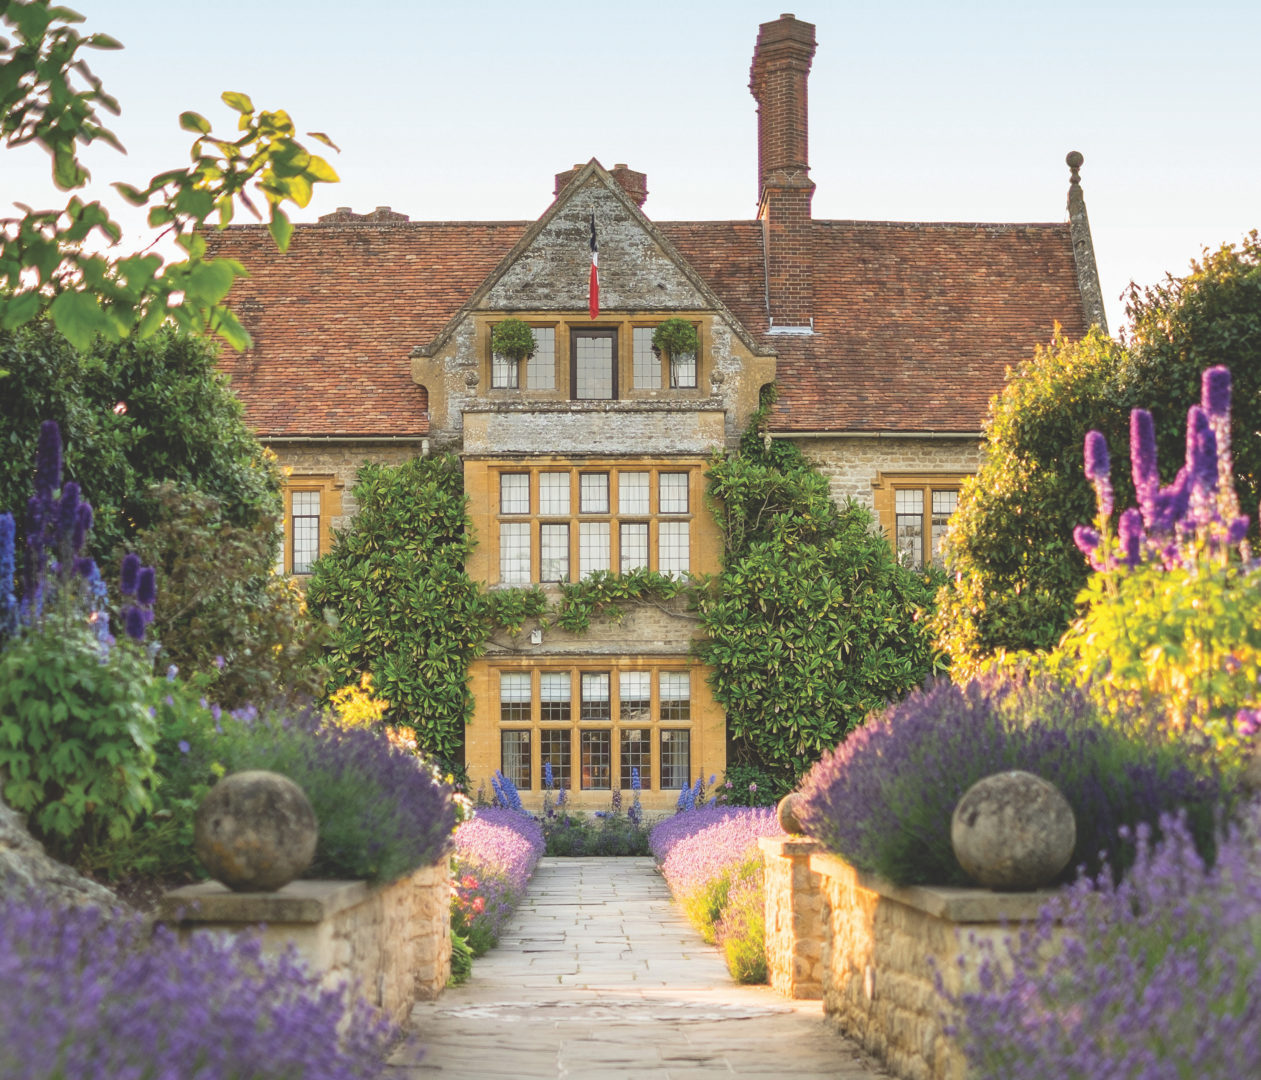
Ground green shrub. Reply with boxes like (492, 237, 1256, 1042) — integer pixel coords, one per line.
(716, 861, 767, 984)
(306, 455, 488, 765)
(490, 318, 536, 360)
(935, 235, 1261, 672)
(699, 438, 943, 779)
(0, 624, 157, 860)
(449, 929, 474, 986)
(716, 762, 786, 807)
(651, 318, 699, 359)
(542, 809, 651, 857)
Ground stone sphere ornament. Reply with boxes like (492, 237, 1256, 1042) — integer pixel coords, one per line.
(194, 770, 318, 891)
(951, 771, 1076, 891)
(776, 792, 805, 835)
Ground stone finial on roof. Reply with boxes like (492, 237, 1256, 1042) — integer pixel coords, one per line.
(1065, 151, 1107, 335)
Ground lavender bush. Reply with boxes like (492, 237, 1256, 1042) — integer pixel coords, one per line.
(795, 673, 1227, 886)
(451, 807, 544, 954)
(950, 812, 1261, 1079)
(650, 805, 783, 982)
(217, 711, 456, 882)
(0, 892, 393, 1079)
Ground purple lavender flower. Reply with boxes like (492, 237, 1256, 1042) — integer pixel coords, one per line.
(119, 552, 140, 596)
(1236, 709, 1261, 739)
(650, 805, 784, 897)
(0, 513, 15, 637)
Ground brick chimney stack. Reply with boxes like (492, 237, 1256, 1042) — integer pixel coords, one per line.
(750, 13, 817, 329)
(554, 162, 649, 208)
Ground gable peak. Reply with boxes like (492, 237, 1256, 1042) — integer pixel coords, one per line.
(554, 159, 648, 209)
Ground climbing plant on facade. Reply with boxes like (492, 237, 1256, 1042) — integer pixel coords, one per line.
(697, 431, 944, 782)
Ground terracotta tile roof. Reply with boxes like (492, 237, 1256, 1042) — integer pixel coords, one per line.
(205, 221, 528, 437)
(209, 215, 1086, 438)
(664, 219, 1088, 433)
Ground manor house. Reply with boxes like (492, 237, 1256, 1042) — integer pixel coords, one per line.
(207, 13, 1103, 809)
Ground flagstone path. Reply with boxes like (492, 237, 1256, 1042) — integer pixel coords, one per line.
(389, 856, 887, 1080)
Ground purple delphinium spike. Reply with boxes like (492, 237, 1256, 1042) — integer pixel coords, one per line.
(34, 420, 62, 502)
(1227, 516, 1250, 545)
(124, 605, 146, 641)
(1083, 430, 1113, 519)
(0, 513, 16, 637)
(120, 553, 140, 596)
(72, 501, 92, 555)
(1073, 524, 1101, 558)
(1186, 406, 1219, 497)
(1118, 508, 1144, 568)
(1130, 408, 1159, 526)
(136, 566, 157, 606)
(57, 482, 80, 553)
(1202, 366, 1231, 418)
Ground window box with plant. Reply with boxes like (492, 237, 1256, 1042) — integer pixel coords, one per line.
(490, 318, 537, 390)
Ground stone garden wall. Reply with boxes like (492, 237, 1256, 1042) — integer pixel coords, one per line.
(159, 862, 451, 1026)
(761, 838, 1051, 1080)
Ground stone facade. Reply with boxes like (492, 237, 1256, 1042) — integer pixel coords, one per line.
(159, 862, 452, 1026)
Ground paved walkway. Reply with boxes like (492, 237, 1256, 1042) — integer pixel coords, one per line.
(389, 857, 886, 1079)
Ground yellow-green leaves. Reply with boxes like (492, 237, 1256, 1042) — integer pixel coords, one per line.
(2, 1, 339, 351)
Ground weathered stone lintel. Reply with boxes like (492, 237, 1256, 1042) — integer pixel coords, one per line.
(462, 407, 726, 456)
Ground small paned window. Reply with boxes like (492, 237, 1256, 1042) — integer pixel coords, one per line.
(540, 728, 571, 790)
(540, 673, 572, 723)
(618, 471, 650, 515)
(540, 523, 570, 583)
(501, 730, 531, 790)
(580, 672, 611, 722)
(291, 491, 321, 574)
(932, 490, 959, 567)
(572, 331, 616, 400)
(619, 672, 651, 726)
(658, 521, 690, 576)
(579, 473, 609, 514)
(660, 730, 691, 789)
(526, 327, 556, 391)
(491, 352, 519, 390)
(659, 672, 691, 722)
(579, 522, 610, 578)
(539, 472, 571, 515)
(659, 473, 689, 514)
(631, 327, 660, 389)
(499, 473, 530, 514)
(499, 522, 530, 584)
(620, 729, 651, 790)
(669, 350, 697, 389)
(580, 729, 611, 789)
(895, 489, 925, 569)
(500, 673, 531, 723)
(619, 522, 648, 572)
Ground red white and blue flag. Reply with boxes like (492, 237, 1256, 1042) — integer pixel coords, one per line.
(588, 213, 599, 320)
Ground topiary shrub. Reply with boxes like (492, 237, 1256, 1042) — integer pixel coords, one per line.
(490, 318, 536, 360)
(794, 673, 1229, 887)
(651, 317, 698, 359)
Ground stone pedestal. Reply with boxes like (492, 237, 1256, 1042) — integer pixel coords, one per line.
(758, 836, 825, 999)
(158, 863, 451, 1026)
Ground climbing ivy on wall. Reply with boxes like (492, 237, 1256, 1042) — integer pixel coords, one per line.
(695, 416, 945, 782)
(305, 454, 486, 769)
(308, 403, 944, 782)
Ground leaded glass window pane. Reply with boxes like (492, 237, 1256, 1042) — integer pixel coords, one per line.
(540, 672, 571, 723)
(620, 522, 648, 572)
(620, 729, 651, 790)
(580, 729, 611, 789)
(618, 471, 650, 515)
(499, 473, 529, 514)
(659, 672, 690, 722)
(619, 672, 651, 726)
(659, 473, 689, 514)
(659, 521, 689, 575)
(632, 327, 660, 389)
(579, 522, 610, 578)
(540, 523, 570, 582)
(540, 729, 571, 790)
(539, 471, 570, 515)
(291, 491, 320, 574)
(501, 730, 531, 790)
(574, 334, 614, 399)
(499, 522, 530, 583)
(660, 730, 690, 789)
(579, 473, 609, 514)
(526, 327, 556, 390)
(580, 672, 611, 722)
(499, 672, 531, 723)
(896, 489, 924, 569)
(931, 489, 958, 568)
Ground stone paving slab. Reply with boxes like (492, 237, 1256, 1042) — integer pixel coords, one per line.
(390, 857, 886, 1080)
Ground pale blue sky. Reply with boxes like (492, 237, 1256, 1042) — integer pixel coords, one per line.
(8, 0, 1259, 333)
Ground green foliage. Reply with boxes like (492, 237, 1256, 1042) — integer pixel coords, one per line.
(81, 670, 222, 883)
(305, 455, 487, 764)
(553, 567, 691, 633)
(936, 236, 1261, 672)
(716, 761, 786, 807)
(542, 809, 652, 856)
(1, 1, 339, 350)
(127, 483, 324, 709)
(931, 329, 1130, 671)
(448, 928, 474, 986)
(482, 585, 548, 635)
(0, 623, 157, 860)
(1058, 553, 1261, 756)
(489, 318, 536, 360)
(699, 438, 943, 779)
(0, 322, 281, 572)
(651, 317, 699, 359)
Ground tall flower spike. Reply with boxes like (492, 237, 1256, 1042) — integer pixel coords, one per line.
(1083, 429, 1113, 519)
(72, 501, 93, 555)
(0, 513, 16, 636)
(120, 553, 140, 596)
(136, 566, 157, 606)
(1118, 508, 1144, 568)
(1130, 409, 1159, 526)
(34, 420, 62, 502)
(1202, 365, 1231, 418)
